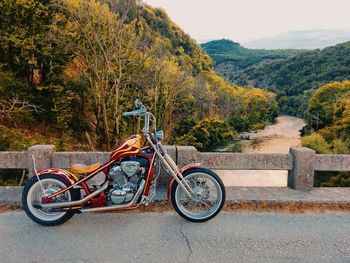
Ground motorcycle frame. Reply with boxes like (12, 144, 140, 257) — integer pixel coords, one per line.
(36, 101, 199, 211)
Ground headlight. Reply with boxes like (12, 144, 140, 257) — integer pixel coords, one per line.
(155, 130, 164, 141)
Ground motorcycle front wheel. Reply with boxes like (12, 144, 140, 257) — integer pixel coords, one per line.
(170, 168, 225, 222)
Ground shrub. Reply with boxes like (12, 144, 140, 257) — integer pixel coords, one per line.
(301, 133, 330, 154)
(0, 126, 57, 151)
(331, 139, 350, 154)
(315, 171, 350, 187)
(175, 117, 235, 151)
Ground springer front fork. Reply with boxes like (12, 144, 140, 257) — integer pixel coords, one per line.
(146, 135, 194, 198)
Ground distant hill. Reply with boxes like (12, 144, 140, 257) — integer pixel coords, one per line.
(244, 29, 350, 50)
(234, 41, 350, 96)
(201, 39, 304, 86)
(202, 39, 350, 116)
(201, 39, 303, 67)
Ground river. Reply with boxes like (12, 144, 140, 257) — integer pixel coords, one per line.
(217, 116, 306, 187)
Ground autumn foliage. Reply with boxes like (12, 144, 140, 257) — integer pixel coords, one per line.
(0, 0, 278, 151)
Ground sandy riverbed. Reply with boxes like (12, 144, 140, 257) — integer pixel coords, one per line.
(244, 116, 306, 154)
(218, 116, 306, 187)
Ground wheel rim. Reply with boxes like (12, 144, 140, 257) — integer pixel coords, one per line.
(175, 172, 223, 220)
(27, 178, 71, 222)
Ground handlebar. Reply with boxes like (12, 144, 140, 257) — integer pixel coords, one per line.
(122, 99, 147, 117)
(122, 99, 158, 137)
(122, 109, 146, 117)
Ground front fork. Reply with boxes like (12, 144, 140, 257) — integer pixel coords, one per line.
(146, 136, 194, 198)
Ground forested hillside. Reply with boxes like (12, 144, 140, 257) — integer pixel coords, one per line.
(201, 39, 303, 83)
(301, 81, 350, 186)
(0, 0, 278, 154)
(201, 39, 303, 67)
(204, 39, 350, 116)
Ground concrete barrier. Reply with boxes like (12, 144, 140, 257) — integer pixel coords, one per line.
(0, 145, 349, 190)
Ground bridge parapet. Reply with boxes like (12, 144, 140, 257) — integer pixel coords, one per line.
(0, 145, 349, 190)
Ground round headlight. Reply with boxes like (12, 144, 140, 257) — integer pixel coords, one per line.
(155, 130, 164, 141)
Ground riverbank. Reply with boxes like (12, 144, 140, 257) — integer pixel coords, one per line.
(243, 116, 306, 154)
(217, 116, 306, 187)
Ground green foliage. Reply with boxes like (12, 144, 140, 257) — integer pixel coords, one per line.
(204, 40, 350, 117)
(231, 42, 350, 96)
(201, 39, 302, 68)
(278, 90, 313, 117)
(0, 0, 280, 152)
(332, 139, 349, 154)
(138, 5, 212, 75)
(308, 80, 350, 130)
(0, 0, 53, 80)
(228, 116, 251, 132)
(301, 133, 330, 154)
(301, 81, 350, 187)
(303, 81, 350, 155)
(175, 117, 235, 151)
(301, 131, 349, 155)
(0, 126, 55, 151)
(314, 171, 350, 187)
(0, 169, 27, 186)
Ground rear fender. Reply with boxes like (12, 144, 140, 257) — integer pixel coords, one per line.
(36, 168, 79, 185)
(166, 163, 201, 199)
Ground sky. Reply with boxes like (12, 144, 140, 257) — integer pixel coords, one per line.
(144, 0, 350, 43)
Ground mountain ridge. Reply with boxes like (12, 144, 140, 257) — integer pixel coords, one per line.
(244, 28, 350, 50)
(202, 39, 350, 116)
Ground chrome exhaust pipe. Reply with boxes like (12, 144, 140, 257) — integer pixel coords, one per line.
(38, 181, 109, 209)
(79, 179, 145, 213)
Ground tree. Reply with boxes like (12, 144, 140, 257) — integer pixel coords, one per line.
(308, 81, 350, 129)
(0, 0, 53, 84)
(175, 117, 235, 151)
(0, 96, 43, 125)
(50, 0, 142, 149)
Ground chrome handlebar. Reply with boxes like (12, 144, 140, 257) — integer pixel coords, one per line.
(122, 109, 146, 117)
(122, 99, 158, 137)
(122, 99, 147, 117)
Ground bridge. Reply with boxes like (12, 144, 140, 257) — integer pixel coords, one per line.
(0, 144, 349, 190)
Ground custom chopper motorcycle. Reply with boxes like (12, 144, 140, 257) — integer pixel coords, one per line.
(22, 100, 225, 226)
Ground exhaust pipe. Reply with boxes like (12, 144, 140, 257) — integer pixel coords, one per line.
(37, 181, 109, 209)
(79, 179, 145, 213)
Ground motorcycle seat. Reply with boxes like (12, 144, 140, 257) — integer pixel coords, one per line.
(71, 163, 101, 174)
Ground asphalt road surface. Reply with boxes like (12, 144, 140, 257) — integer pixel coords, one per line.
(0, 211, 349, 263)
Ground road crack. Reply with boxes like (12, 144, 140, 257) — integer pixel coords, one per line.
(179, 223, 193, 263)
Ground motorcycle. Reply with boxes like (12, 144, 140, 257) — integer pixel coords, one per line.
(22, 99, 226, 226)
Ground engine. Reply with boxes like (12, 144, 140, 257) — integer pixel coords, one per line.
(107, 158, 148, 205)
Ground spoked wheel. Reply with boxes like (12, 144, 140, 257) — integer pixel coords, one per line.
(171, 168, 225, 222)
(22, 174, 80, 226)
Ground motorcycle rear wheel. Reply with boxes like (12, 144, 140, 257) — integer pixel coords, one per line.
(170, 168, 225, 222)
(22, 174, 80, 226)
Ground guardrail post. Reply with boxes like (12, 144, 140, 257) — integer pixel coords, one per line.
(157, 146, 199, 189)
(27, 145, 56, 176)
(288, 147, 315, 190)
(176, 146, 198, 168)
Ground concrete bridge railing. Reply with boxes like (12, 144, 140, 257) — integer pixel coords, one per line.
(0, 145, 349, 190)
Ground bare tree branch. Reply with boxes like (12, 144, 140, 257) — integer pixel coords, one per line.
(0, 96, 44, 116)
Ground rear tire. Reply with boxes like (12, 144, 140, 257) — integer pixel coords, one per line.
(171, 168, 225, 223)
(22, 174, 80, 226)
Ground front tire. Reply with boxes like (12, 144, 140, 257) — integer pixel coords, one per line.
(171, 168, 225, 222)
(22, 174, 80, 226)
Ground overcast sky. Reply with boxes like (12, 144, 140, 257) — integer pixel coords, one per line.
(145, 0, 350, 43)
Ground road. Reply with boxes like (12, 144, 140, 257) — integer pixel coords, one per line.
(0, 211, 349, 263)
